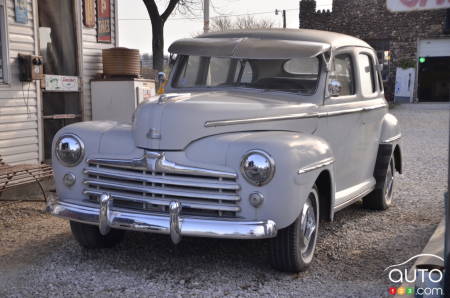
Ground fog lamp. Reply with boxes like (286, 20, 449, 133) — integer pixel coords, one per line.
(249, 192, 264, 208)
(63, 173, 76, 187)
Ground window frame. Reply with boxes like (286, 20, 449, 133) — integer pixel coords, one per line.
(332, 52, 356, 98)
(0, 0, 10, 84)
(357, 52, 377, 97)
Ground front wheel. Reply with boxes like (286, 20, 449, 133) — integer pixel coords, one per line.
(270, 186, 319, 272)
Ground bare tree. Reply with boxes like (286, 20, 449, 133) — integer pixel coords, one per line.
(142, 0, 201, 71)
(211, 15, 275, 32)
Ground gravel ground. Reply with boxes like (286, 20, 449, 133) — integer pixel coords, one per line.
(0, 103, 448, 298)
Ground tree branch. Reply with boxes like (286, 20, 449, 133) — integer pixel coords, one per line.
(143, 0, 162, 23)
(161, 0, 179, 23)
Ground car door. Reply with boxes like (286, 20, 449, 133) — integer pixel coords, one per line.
(354, 49, 388, 184)
(316, 49, 365, 203)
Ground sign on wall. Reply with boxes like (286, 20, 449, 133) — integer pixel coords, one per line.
(97, 0, 111, 43)
(14, 0, 28, 24)
(83, 0, 96, 28)
(387, 0, 450, 12)
(44, 75, 79, 92)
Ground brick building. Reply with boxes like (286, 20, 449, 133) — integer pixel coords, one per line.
(299, 0, 450, 102)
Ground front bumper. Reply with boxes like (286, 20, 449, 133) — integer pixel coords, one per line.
(47, 194, 277, 243)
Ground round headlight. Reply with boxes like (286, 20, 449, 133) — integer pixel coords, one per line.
(240, 150, 275, 186)
(55, 134, 84, 167)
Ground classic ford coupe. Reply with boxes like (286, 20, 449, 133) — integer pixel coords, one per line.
(48, 29, 402, 272)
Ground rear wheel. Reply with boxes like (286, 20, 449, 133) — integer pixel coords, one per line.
(363, 155, 395, 210)
(270, 186, 319, 272)
(70, 221, 125, 249)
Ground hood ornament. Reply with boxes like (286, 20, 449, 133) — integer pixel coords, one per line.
(158, 93, 191, 104)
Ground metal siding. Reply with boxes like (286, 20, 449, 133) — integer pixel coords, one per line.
(81, 0, 116, 121)
(418, 39, 450, 57)
(0, 0, 39, 165)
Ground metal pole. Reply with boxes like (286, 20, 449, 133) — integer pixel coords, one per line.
(445, 118, 449, 297)
(282, 9, 286, 29)
(203, 0, 210, 33)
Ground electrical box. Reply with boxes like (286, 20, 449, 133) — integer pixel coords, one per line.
(18, 54, 44, 82)
(91, 79, 156, 123)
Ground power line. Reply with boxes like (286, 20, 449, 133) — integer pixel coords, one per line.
(119, 4, 332, 22)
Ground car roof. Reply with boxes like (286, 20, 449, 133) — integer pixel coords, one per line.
(197, 29, 372, 49)
(169, 29, 372, 59)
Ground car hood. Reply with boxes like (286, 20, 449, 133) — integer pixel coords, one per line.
(132, 91, 319, 150)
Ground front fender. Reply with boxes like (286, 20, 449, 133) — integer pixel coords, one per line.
(186, 131, 335, 229)
(380, 113, 401, 143)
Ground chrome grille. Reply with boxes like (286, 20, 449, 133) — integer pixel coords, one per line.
(83, 154, 241, 218)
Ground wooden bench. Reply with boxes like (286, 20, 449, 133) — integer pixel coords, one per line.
(0, 156, 53, 201)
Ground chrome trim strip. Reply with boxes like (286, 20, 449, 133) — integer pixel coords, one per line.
(333, 185, 374, 212)
(47, 199, 277, 240)
(84, 180, 241, 202)
(297, 157, 335, 174)
(84, 190, 241, 212)
(204, 104, 387, 127)
(84, 167, 240, 191)
(381, 134, 402, 144)
(88, 152, 237, 180)
(205, 112, 317, 127)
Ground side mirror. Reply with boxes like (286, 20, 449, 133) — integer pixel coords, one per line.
(328, 79, 342, 97)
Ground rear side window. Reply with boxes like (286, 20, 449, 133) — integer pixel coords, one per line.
(334, 54, 355, 96)
(358, 53, 376, 97)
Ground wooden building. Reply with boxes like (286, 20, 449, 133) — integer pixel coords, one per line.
(0, 0, 118, 165)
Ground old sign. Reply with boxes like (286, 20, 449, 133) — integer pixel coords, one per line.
(83, 0, 96, 28)
(387, 0, 450, 12)
(14, 0, 28, 24)
(44, 75, 79, 92)
(97, 0, 111, 43)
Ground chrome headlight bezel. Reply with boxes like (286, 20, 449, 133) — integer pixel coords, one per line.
(55, 134, 85, 167)
(240, 150, 275, 186)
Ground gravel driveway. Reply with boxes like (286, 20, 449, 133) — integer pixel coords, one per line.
(0, 103, 448, 297)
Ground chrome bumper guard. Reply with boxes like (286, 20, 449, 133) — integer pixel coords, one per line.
(47, 194, 277, 243)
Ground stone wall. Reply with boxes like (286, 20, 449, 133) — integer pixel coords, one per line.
(299, 0, 450, 101)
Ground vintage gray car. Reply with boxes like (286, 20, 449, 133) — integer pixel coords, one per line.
(48, 29, 402, 272)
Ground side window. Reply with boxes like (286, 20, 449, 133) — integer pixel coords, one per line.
(334, 54, 355, 96)
(358, 53, 376, 97)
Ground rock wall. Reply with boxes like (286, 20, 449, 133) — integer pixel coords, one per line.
(299, 0, 450, 101)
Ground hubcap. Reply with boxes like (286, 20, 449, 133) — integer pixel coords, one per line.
(385, 159, 394, 205)
(300, 196, 317, 255)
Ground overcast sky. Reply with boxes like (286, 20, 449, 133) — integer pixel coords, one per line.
(117, 0, 332, 55)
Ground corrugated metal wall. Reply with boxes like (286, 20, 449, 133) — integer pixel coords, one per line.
(81, 0, 117, 121)
(0, 0, 39, 165)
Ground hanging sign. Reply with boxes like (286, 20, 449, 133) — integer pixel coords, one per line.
(97, 0, 111, 43)
(14, 0, 28, 24)
(83, 0, 96, 28)
(387, 0, 450, 12)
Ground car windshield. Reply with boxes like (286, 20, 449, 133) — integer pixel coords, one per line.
(172, 55, 321, 95)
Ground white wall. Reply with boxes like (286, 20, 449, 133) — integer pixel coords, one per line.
(80, 0, 117, 121)
(0, 0, 40, 165)
(0, 0, 118, 165)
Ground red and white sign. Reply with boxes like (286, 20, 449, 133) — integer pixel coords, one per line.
(387, 0, 450, 12)
(97, 0, 111, 43)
